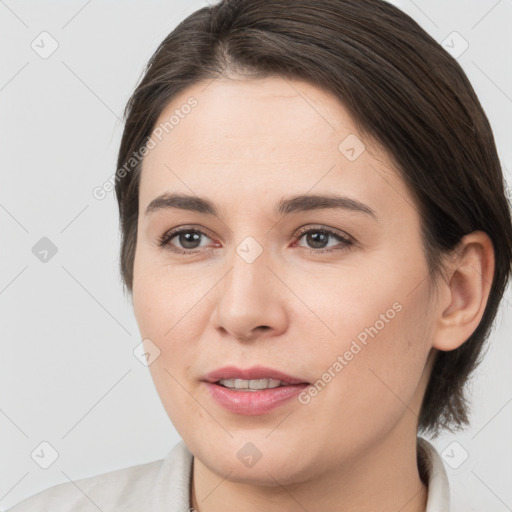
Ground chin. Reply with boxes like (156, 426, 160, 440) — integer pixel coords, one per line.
(192, 437, 314, 486)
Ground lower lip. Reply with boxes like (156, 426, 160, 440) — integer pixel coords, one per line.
(203, 382, 309, 415)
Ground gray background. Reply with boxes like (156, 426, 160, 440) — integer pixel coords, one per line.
(0, 0, 511, 510)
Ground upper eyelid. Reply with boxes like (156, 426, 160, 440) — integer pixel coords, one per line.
(163, 224, 348, 237)
(161, 224, 353, 247)
(295, 224, 352, 239)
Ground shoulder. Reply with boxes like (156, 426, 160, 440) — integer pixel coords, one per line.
(7, 441, 193, 512)
(6, 459, 163, 512)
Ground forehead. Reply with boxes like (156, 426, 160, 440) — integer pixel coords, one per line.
(139, 76, 414, 221)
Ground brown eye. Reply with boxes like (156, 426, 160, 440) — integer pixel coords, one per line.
(158, 228, 211, 254)
(157, 225, 354, 256)
(295, 227, 354, 253)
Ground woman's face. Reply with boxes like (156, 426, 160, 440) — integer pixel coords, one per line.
(132, 76, 439, 483)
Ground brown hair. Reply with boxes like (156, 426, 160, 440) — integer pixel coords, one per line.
(115, 0, 512, 436)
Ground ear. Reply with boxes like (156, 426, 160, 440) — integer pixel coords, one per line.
(432, 231, 495, 351)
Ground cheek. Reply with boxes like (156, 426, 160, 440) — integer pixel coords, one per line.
(297, 250, 433, 426)
(133, 267, 202, 431)
(307, 281, 433, 443)
(132, 257, 210, 407)
(132, 249, 210, 340)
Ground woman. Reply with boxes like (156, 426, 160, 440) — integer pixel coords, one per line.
(9, 0, 512, 511)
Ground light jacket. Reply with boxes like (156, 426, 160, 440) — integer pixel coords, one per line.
(7, 437, 450, 511)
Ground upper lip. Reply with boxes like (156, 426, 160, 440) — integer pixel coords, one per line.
(203, 366, 310, 385)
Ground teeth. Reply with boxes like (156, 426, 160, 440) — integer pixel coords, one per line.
(217, 378, 283, 390)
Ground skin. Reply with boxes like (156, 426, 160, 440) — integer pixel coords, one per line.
(132, 75, 494, 512)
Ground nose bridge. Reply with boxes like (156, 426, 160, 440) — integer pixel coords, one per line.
(221, 235, 270, 312)
(213, 233, 285, 338)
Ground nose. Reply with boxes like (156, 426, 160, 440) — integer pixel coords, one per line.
(211, 241, 288, 342)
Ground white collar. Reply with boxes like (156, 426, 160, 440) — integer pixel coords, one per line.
(418, 437, 451, 511)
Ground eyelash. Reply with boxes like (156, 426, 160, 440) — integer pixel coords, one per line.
(156, 225, 354, 256)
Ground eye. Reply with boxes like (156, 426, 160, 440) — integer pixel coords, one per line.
(157, 226, 213, 254)
(293, 225, 354, 254)
(157, 225, 354, 255)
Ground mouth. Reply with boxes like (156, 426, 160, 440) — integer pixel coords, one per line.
(201, 366, 311, 415)
(214, 378, 299, 391)
(202, 365, 310, 387)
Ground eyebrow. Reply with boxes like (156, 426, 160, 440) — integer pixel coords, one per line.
(144, 193, 377, 219)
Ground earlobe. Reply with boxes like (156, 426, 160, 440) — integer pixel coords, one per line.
(432, 231, 495, 352)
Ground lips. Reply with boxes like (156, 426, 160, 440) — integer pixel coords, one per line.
(201, 367, 311, 415)
(203, 365, 310, 385)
